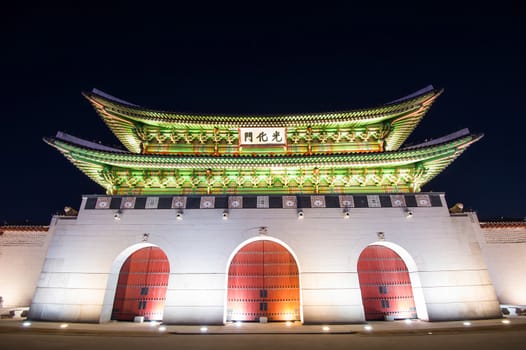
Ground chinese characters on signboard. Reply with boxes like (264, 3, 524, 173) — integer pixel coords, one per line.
(239, 128, 287, 146)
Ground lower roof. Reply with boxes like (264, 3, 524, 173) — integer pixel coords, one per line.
(44, 129, 482, 195)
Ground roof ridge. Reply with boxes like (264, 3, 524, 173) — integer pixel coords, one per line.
(86, 86, 440, 117)
(385, 85, 437, 104)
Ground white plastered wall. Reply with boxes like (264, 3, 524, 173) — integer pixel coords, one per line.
(29, 194, 502, 323)
(477, 221, 526, 306)
(0, 223, 53, 309)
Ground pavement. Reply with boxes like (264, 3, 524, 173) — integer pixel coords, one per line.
(1, 316, 526, 336)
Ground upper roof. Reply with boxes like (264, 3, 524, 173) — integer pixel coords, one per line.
(83, 85, 443, 153)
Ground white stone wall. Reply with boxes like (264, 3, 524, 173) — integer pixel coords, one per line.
(478, 223, 526, 306)
(0, 224, 53, 308)
(29, 194, 502, 323)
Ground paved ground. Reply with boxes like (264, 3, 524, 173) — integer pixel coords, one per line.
(2, 316, 526, 335)
(1, 317, 525, 350)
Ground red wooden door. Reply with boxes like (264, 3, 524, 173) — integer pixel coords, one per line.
(112, 247, 170, 321)
(227, 240, 300, 322)
(357, 245, 417, 320)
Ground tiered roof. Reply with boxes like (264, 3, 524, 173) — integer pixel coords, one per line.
(83, 85, 442, 155)
(45, 86, 482, 195)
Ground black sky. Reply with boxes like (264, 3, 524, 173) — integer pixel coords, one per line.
(3, 3, 525, 224)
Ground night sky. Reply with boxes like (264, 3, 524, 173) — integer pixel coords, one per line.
(4, 3, 525, 224)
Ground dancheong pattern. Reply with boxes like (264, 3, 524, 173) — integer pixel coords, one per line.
(83, 193, 443, 210)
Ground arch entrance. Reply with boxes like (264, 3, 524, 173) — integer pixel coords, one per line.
(357, 245, 417, 320)
(227, 240, 300, 322)
(112, 246, 170, 321)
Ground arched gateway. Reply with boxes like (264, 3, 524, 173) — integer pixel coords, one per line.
(227, 240, 300, 322)
(357, 245, 417, 320)
(112, 247, 170, 321)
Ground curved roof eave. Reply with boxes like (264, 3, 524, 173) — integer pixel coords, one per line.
(45, 129, 480, 170)
(83, 86, 443, 153)
(83, 86, 441, 125)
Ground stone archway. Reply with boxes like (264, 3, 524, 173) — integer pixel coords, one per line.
(357, 244, 417, 320)
(227, 239, 300, 322)
(111, 246, 170, 321)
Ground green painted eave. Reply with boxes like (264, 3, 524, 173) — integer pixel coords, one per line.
(44, 130, 481, 194)
(46, 133, 476, 168)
